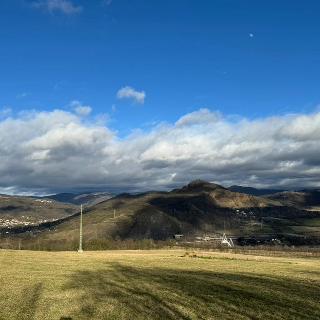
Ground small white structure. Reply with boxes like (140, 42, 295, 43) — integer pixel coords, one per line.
(221, 233, 234, 247)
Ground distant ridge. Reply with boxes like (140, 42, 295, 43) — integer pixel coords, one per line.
(266, 189, 320, 208)
(44, 191, 113, 206)
(228, 185, 285, 196)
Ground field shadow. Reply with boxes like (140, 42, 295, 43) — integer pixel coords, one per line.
(63, 262, 320, 320)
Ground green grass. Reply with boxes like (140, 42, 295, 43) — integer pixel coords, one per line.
(0, 249, 319, 320)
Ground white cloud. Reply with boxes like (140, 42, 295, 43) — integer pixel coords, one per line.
(175, 108, 220, 127)
(1, 107, 320, 194)
(32, 0, 82, 15)
(117, 86, 146, 104)
(0, 107, 12, 118)
(70, 100, 92, 116)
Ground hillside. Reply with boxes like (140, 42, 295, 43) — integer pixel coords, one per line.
(43, 191, 114, 206)
(228, 185, 285, 196)
(8, 180, 319, 247)
(0, 195, 77, 231)
(265, 190, 320, 209)
(180, 180, 281, 208)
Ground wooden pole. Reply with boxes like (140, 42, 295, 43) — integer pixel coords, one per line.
(78, 204, 83, 253)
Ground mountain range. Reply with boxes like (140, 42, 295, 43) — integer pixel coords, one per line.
(1, 180, 320, 247)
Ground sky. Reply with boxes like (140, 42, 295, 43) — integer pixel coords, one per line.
(1, 0, 320, 194)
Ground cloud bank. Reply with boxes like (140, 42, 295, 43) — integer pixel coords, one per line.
(117, 86, 146, 104)
(0, 107, 320, 194)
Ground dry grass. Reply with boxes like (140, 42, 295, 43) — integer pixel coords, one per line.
(0, 249, 319, 320)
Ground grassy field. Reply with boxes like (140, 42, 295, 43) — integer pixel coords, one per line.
(0, 249, 319, 320)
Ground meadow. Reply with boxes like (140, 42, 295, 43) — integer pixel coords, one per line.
(0, 249, 319, 320)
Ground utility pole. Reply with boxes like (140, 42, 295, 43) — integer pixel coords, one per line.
(78, 204, 83, 253)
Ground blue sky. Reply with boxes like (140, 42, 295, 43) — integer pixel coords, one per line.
(2, 0, 320, 134)
(1, 0, 320, 193)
